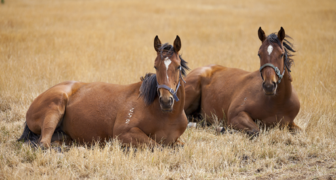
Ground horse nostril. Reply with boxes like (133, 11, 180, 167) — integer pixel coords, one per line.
(169, 97, 173, 105)
(159, 97, 173, 107)
(262, 82, 276, 93)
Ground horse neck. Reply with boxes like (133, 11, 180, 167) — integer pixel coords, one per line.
(175, 78, 185, 112)
(276, 68, 293, 100)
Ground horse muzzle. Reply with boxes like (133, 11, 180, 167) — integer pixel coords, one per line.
(159, 96, 174, 112)
(262, 81, 277, 95)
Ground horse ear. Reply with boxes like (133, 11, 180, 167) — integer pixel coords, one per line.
(277, 27, 285, 42)
(173, 35, 181, 53)
(154, 35, 161, 52)
(258, 27, 266, 42)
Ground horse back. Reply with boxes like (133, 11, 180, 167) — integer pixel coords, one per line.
(184, 65, 225, 115)
(185, 65, 252, 118)
(61, 82, 143, 143)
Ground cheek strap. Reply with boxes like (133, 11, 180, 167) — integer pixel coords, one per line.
(157, 82, 180, 102)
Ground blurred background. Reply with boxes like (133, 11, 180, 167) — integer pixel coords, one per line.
(1, 0, 335, 127)
(0, 0, 336, 179)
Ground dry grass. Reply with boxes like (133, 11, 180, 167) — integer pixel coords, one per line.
(0, 0, 336, 179)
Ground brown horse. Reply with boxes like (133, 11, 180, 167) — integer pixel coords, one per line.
(18, 36, 189, 148)
(184, 27, 301, 135)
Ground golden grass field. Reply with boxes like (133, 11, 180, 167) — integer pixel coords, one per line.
(0, 0, 336, 179)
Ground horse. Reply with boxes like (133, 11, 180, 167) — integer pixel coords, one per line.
(18, 35, 189, 148)
(184, 27, 301, 135)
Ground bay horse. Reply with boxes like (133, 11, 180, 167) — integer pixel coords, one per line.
(184, 27, 301, 135)
(18, 35, 189, 148)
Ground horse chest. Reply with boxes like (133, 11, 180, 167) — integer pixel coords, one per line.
(147, 116, 187, 144)
(116, 108, 187, 144)
(246, 99, 293, 123)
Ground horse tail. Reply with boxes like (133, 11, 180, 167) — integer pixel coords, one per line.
(17, 122, 40, 147)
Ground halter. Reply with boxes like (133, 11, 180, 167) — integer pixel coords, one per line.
(157, 66, 185, 102)
(259, 63, 285, 84)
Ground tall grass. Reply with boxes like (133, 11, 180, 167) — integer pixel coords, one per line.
(0, 0, 335, 179)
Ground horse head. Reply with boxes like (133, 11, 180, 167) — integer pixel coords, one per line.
(154, 36, 183, 112)
(258, 27, 287, 95)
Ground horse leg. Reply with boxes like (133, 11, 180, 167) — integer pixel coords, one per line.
(39, 111, 64, 148)
(50, 128, 72, 147)
(118, 127, 161, 148)
(173, 139, 184, 147)
(37, 93, 68, 148)
(288, 122, 301, 132)
(228, 111, 260, 136)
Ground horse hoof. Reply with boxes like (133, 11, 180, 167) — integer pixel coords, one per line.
(38, 143, 49, 151)
(216, 127, 225, 133)
(52, 147, 63, 153)
(247, 131, 259, 139)
(122, 146, 137, 153)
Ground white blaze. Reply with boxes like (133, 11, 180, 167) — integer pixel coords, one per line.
(267, 45, 273, 55)
(164, 57, 171, 81)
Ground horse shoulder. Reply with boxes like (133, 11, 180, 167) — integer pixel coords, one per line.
(112, 81, 154, 131)
(216, 71, 261, 118)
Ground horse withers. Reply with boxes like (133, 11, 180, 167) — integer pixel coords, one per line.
(184, 27, 301, 135)
(18, 36, 189, 149)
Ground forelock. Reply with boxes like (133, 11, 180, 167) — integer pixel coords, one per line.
(158, 43, 175, 59)
(267, 33, 282, 49)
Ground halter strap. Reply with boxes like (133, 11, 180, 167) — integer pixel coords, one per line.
(259, 63, 285, 84)
(157, 67, 185, 102)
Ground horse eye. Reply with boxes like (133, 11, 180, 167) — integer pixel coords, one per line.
(258, 54, 261, 57)
(177, 66, 181, 70)
(280, 54, 284, 58)
(154, 66, 157, 70)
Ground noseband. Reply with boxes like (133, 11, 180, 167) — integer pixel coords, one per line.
(157, 67, 185, 102)
(259, 63, 285, 84)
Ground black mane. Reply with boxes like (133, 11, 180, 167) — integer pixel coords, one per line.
(139, 73, 158, 105)
(267, 33, 295, 72)
(139, 44, 189, 105)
